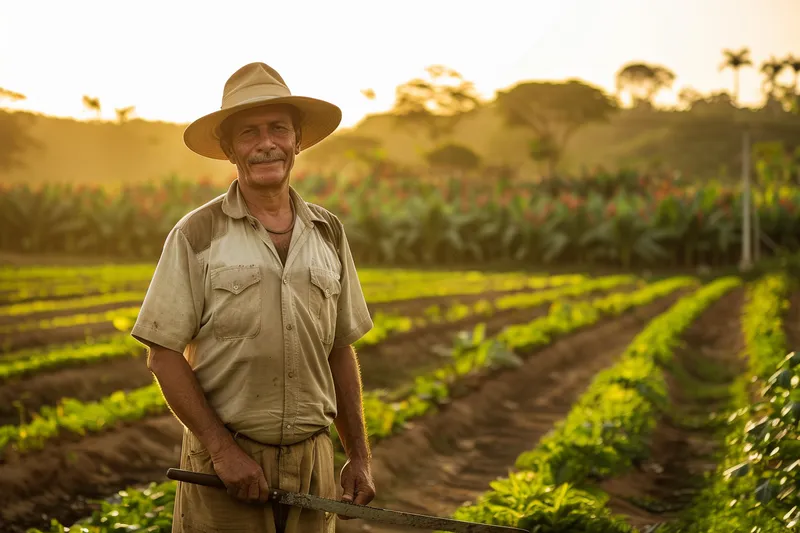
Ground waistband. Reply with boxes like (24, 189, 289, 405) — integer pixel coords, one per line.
(225, 425, 331, 447)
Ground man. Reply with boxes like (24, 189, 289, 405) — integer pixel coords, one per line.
(131, 62, 375, 533)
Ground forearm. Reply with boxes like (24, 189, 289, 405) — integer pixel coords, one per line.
(146, 345, 235, 456)
(330, 344, 370, 461)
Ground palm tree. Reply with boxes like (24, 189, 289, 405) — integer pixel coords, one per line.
(82, 95, 101, 119)
(0, 87, 26, 103)
(719, 47, 752, 105)
(785, 54, 800, 94)
(115, 105, 135, 123)
(760, 56, 786, 101)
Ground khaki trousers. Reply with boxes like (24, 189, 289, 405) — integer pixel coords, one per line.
(172, 427, 337, 533)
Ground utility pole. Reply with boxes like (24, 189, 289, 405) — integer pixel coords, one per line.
(739, 127, 753, 271)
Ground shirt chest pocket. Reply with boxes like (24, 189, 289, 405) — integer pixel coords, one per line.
(309, 267, 341, 345)
(211, 266, 262, 340)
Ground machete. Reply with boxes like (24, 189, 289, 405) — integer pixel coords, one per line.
(167, 468, 527, 533)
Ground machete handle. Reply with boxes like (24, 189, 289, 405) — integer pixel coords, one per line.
(166, 468, 293, 501)
(167, 468, 227, 489)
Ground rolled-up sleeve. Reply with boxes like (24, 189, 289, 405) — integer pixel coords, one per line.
(332, 224, 373, 349)
(131, 226, 205, 353)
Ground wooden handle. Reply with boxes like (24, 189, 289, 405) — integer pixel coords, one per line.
(167, 468, 227, 489)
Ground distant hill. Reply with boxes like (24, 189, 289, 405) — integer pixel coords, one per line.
(2, 100, 799, 187)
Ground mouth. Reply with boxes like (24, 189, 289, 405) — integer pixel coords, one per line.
(251, 160, 283, 166)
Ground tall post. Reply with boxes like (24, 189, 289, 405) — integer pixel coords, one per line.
(740, 128, 752, 271)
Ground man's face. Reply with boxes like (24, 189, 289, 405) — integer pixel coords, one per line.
(221, 105, 300, 190)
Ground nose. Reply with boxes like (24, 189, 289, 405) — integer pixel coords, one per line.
(254, 129, 278, 151)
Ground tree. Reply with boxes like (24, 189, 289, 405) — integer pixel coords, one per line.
(302, 133, 387, 173)
(760, 57, 786, 101)
(425, 143, 481, 176)
(719, 47, 753, 105)
(786, 55, 800, 94)
(0, 87, 26, 102)
(0, 88, 39, 172)
(115, 105, 135, 124)
(615, 62, 676, 107)
(390, 65, 482, 141)
(783, 55, 800, 114)
(677, 86, 703, 110)
(82, 95, 101, 119)
(494, 80, 617, 175)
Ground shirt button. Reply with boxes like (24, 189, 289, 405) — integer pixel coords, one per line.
(286, 324, 293, 330)
(325, 289, 331, 296)
(288, 371, 295, 378)
(283, 278, 288, 284)
(233, 284, 239, 291)
(286, 424, 292, 429)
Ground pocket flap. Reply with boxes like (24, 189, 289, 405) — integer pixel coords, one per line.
(211, 266, 261, 295)
(310, 267, 341, 299)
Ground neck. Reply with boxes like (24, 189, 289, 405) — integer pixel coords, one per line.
(239, 179, 293, 220)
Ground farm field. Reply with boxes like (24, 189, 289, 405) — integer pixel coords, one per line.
(0, 262, 797, 533)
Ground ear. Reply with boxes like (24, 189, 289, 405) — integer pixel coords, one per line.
(219, 139, 235, 163)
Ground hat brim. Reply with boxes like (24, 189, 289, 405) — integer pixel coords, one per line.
(183, 95, 342, 160)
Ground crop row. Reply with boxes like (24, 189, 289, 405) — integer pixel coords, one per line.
(0, 275, 626, 381)
(0, 266, 545, 306)
(660, 273, 798, 533)
(0, 263, 156, 283)
(24, 277, 695, 532)
(448, 276, 741, 532)
(0, 291, 145, 318)
(0, 306, 140, 336)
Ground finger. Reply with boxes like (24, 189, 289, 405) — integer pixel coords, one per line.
(248, 480, 259, 502)
(257, 475, 270, 503)
(353, 487, 375, 506)
(236, 484, 250, 502)
(341, 480, 355, 503)
(339, 479, 356, 520)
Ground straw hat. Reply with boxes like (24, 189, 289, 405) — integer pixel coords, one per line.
(183, 62, 342, 160)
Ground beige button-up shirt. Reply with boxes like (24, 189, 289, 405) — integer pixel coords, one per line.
(131, 179, 373, 445)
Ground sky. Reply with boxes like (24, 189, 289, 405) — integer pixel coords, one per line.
(1, 0, 798, 129)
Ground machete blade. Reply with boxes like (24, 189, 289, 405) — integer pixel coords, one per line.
(166, 468, 527, 533)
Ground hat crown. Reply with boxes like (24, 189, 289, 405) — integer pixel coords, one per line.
(221, 62, 291, 110)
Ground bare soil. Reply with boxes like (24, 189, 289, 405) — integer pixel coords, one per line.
(0, 321, 121, 353)
(335, 293, 684, 533)
(0, 290, 680, 533)
(600, 287, 746, 529)
(0, 354, 151, 426)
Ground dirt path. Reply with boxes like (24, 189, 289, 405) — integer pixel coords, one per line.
(0, 290, 677, 533)
(336, 293, 684, 533)
(600, 287, 746, 529)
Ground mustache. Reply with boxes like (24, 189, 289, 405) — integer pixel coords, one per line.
(248, 151, 286, 164)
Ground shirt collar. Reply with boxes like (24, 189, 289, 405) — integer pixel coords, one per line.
(221, 178, 328, 228)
